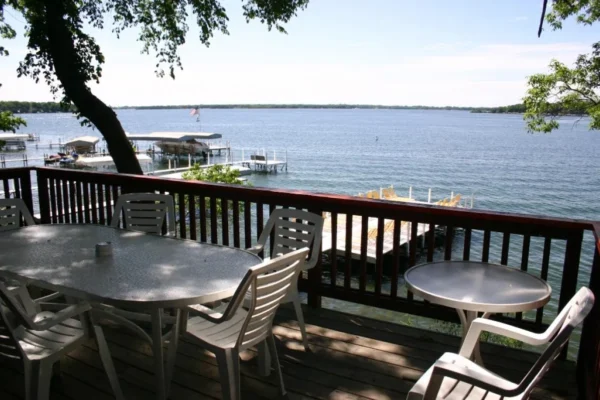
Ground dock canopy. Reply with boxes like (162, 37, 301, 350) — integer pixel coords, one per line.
(0, 133, 29, 140)
(64, 136, 100, 147)
(126, 132, 222, 141)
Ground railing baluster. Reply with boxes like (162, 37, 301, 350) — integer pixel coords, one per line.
(344, 213, 353, 290)
(330, 212, 338, 287)
(427, 223, 435, 262)
(482, 230, 491, 262)
(2, 179, 9, 199)
(49, 178, 58, 224)
(37, 174, 51, 224)
(61, 180, 70, 223)
(105, 184, 113, 225)
(516, 234, 532, 321)
(90, 182, 98, 224)
(359, 215, 368, 293)
(501, 232, 510, 265)
(391, 219, 401, 299)
(179, 193, 186, 239)
(463, 228, 472, 261)
(375, 217, 385, 296)
(210, 197, 218, 244)
(232, 200, 240, 248)
(444, 225, 453, 260)
(56, 179, 64, 223)
(243, 200, 251, 248)
(558, 231, 583, 359)
(97, 184, 105, 225)
(199, 196, 207, 243)
(20, 171, 33, 213)
(13, 178, 21, 199)
(410, 221, 418, 266)
(536, 237, 552, 325)
(269, 204, 276, 257)
(189, 195, 197, 241)
(221, 198, 229, 246)
(68, 180, 77, 223)
(256, 202, 264, 257)
(82, 182, 91, 223)
(75, 181, 84, 223)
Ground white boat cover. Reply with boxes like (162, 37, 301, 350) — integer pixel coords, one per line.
(76, 154, 152, 167)
(126, 132, 222, 141)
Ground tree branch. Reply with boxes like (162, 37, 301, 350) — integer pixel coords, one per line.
(538, 0, 548, 37)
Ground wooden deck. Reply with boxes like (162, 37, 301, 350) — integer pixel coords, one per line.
(0, 305, 576, 400)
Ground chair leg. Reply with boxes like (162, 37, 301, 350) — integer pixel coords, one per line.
(267, 334, 287, 397)
(23, 359, 34, 400)
(36, 360, 53, 400)
(216, 348, 241, 400)
(292, 296, 309, 351)
(257, 340, 271, 376)
(94, 324, 125, 400)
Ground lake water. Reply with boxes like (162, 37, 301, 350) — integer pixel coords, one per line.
(8, 108, 600, 355)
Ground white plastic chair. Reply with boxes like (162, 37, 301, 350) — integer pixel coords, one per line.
(0, 198, 35, 232)
(407, 287, 594, 400)
(247, 208, 324, 350)
(185, 248, 310, 400)
(0, 282, 124, 400)
(110, 192, 175, 235)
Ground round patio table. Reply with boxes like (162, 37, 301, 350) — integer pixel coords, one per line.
(0, 224, 261, 400)
(404, 261, 551, 364)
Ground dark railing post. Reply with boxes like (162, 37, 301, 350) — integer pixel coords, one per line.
(36, 169, 51, 224)
(307, 208, 323, 309)
(20, 168, 34, 216)
(577, 224, 600, 400)
(559, 230, 583, 359)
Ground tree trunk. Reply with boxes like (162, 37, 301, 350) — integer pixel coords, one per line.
(42, 0, 142, 175)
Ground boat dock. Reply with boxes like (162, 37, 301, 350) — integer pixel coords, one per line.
(322, 186, 472, 262)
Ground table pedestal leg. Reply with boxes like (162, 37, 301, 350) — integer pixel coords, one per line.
(456, 309, 484, 365)
(151, 308, 167, 400)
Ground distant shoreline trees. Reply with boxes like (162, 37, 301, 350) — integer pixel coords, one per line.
(0, 101, 588, 115)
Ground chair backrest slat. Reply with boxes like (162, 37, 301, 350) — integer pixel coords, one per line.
(518, 287, 594, 396)
(111, 193, 175, 235)
(259, 209, 324, 271)
(0, 198, 35, 232)
(227, 248, 308, 350)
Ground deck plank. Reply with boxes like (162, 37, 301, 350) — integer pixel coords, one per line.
(0, 305, 577, 400)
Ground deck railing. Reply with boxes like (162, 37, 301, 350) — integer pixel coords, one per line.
(1, 166, 599, 399)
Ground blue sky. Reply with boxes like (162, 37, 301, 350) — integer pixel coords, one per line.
(1, 0, 598, 106)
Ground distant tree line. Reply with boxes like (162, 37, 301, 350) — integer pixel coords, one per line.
(0, 101, 74, 113)
(1, 101, 589, 115)
(117, 104, 477, 110)
(470, 103, 588, 115)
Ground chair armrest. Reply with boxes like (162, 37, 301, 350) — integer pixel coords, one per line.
(459, 318, 549, 359)
(31, 303, 91, 331)
(426, 359, 518, 399)
(187, 303, 226, 324)
(33, 292, 64, 303)
(246, 244, 263, 254)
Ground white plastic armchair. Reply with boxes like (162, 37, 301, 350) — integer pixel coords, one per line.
(185, 248, 310, 400)
(110, 192, 175, 235)
(407, 287, 594, 400)
(0, 198, 35, 232)
(0, 282, 124, 400)
(247, 208, 324, 350)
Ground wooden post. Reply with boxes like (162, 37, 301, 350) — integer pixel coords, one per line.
(307, 207, 323, 309)
(35, 169, 51, 224)
(578, 223, 600, 400)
